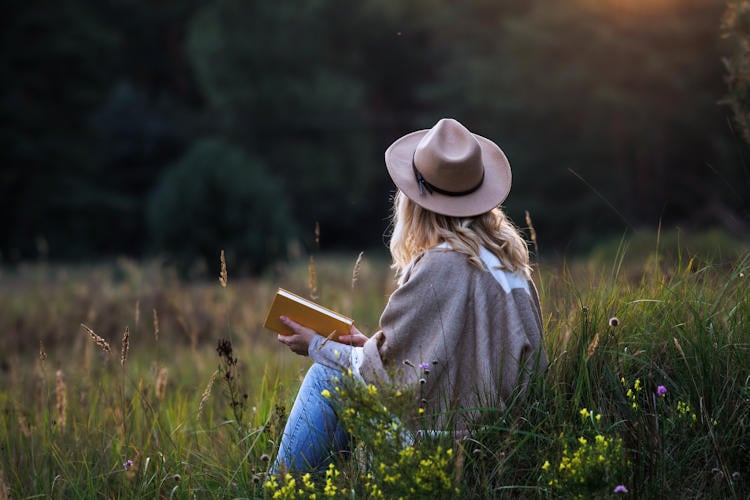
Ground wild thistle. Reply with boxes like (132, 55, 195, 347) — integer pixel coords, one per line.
(216, 338, 245, 426)
(80, 323, 111, 355)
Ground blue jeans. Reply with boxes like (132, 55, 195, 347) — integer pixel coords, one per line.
(272, 363, 352, 473)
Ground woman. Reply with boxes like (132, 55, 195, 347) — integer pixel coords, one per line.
(274, 118, 547, 473)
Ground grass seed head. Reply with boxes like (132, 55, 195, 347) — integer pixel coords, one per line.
(673, 337, 686, 361)
(153, 309, 160, 342)
(525, 210, 538, 250)
(121, 326, 130, 367)
(155, 366, 168, 400)
(198, 369, 219, 419)
(352, 251, 364, 290)
(308, 256, 318, 301)
(586, 332, 600, 360)
(80, 323, 111, 355)
(219, 249, 228, 288)
(55, 369, 67, 431)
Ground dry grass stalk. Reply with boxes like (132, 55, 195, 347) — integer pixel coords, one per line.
(80, 323, 111, 355)
(525, 210, 538, 254)
(17, 412, 32, 437)
(197, 369, 219, 419)
(135, 299, 140, 330)
(454, 442, 466, 486)
(114, 406, 125, 439)
(0, 468, 10, 500)
(317, 330, 339, 350)
(351, 251, 364, 290)
(153, 309, 160, 342)
(586, 331, 600, 361)
(673, 337, 687, 362)
(121, 326, 130, 368)
(219, 249, 228, 288)
(39, 339, 47, 362)
(55, 369, 67, 431)
(308, 256, 318, 301)
(155, 366, 168, 400)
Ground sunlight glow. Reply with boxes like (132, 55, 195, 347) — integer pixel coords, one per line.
(579, 0, 687, 16)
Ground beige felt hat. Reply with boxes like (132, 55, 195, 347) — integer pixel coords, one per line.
(385, 118, 512, 217)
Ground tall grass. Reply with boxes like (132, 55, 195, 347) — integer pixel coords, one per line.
(0, 236, 748, 498)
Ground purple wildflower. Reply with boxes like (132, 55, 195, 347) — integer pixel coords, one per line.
(123, 459, 134, 471)
(419, 362, 430, 370)
(657, 385, 667, 397)
(613, 484, 628, 494)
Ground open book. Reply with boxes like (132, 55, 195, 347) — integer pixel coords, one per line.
(263, 288, 353, 340)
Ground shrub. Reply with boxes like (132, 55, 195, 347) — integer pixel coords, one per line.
(147, 138, 296, 274)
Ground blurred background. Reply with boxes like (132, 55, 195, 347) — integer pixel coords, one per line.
(2, 0, 749, 275)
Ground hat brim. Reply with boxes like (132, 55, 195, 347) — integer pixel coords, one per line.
(384, 129, 512, 217)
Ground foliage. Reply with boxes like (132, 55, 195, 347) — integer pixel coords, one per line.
(147, 138, 295, 274)
(3, 0, 750, 264)
(723, 0, 750, 143)
(0, 238, 749, 497)
(186, 0, 390, 251)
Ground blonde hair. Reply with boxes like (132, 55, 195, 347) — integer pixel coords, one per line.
(388, 191, 531, 284)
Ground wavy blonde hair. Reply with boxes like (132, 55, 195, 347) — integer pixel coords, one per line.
(388, 191, 531, 284)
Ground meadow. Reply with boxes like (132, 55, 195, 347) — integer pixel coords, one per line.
(1, 229, 749, 498)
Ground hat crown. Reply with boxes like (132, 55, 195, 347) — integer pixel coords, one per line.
(413, 118, 484, 192)
(384, 117, 511, 217)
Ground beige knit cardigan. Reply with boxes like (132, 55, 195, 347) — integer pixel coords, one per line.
(309, 246, 548, 429)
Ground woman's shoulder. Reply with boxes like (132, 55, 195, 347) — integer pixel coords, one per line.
(420, 244, 472, 267)
(407, 245, 476, 281)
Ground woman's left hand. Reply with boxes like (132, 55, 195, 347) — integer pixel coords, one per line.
(277, 316, 316, 356)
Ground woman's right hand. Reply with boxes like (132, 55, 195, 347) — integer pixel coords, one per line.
(338, 325, 369, 347)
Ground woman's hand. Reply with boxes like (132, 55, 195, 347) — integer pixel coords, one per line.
(277, 316, 316, 356)
(337, 325, 369, 347)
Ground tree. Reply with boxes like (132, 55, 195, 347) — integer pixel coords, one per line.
(147, 138, 295, 274)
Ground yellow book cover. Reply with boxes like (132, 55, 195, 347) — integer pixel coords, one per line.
(263, 288, 353, 340)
